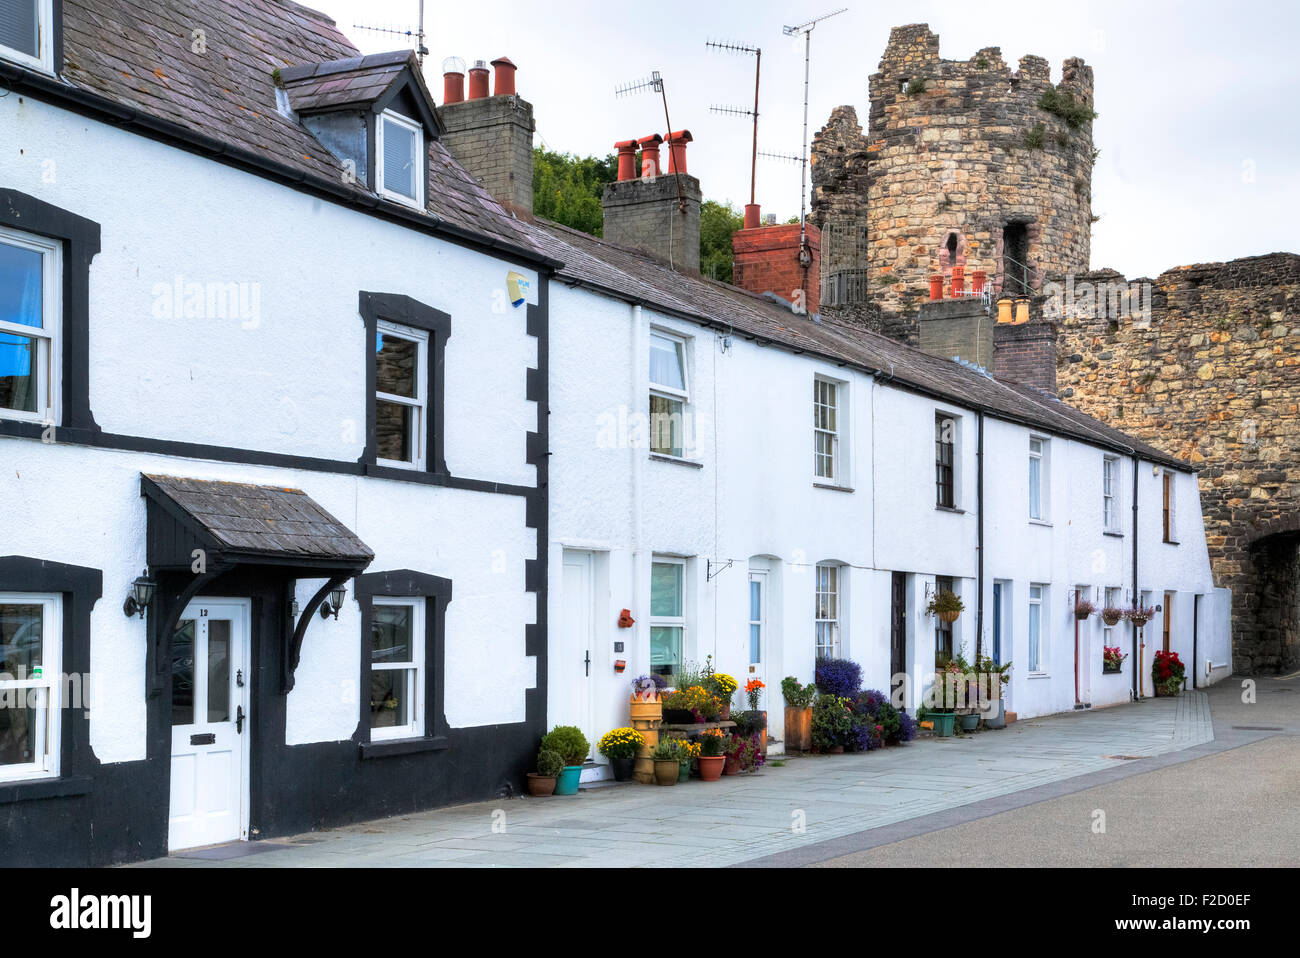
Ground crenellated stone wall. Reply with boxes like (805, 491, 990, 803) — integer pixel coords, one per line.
(812, 23, 1094, 345)
(1054, 253, 1300, 672)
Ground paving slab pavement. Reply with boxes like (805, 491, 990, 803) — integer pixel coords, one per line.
(134, 687, 1230, 868)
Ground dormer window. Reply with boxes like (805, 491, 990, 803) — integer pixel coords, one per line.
(0, 0, 54, 72)
(377, 111, 424, 209)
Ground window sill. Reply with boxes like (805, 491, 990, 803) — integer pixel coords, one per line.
(1103, 530, 1125, 538)
(1028, 518, 1053, 527)
(0, 774, 92, 806)
(1026, 672, 1051, 680)
(362, 462, 452, 485)
(1163, 539, 1180, 546)
(649, 453, 704, 469)
(813, 482, 855, 494)
(935, 504, 965, 515)
(359, 735, 449, 760)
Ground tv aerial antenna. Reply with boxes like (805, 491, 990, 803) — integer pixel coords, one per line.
(615, 71, 687, 213)
(785, 9, 847, 257)
(352, 0, 430, 68)
(706, 39, 762, 212)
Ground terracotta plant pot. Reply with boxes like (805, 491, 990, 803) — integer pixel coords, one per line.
(653, 759, 679, 786)
(719, 702, 731, 721)
(698, 755, 724, 781)
(629, 699, 663, 723)
(723, 754, 741, 775)
(784, 705, 812, 752)
(610, 757, 635, 781)
(526, 773, 556, 797)
(828, 745, 845, 754)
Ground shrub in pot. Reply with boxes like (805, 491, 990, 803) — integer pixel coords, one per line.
(541, 725, 589, 795)
(1152, 650, 1185, 696)
(811, 694, 854, 753)
(651, 738, 681, 786)
(697, 728, 726, 781)
(527, 749, 565, 796)
(781, 676, 817, 752)
(814, 657, 862, 699)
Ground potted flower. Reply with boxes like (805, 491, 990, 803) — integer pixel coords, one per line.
(697, 728, 726, 781)
(675, 737, 699, 782)
(811, 694, 854, 753)
(1125, 605, 1155, 628)
(1152, 650, 1185, 696)
(1103, 646, 1127, 674)
(527, 748, 565, 796)
(540, 725, 589, 795)
(1074, 597, 1097, 620)
(975, 654, 1012, 728)
(926, 671, 958, 737)
(781, 676, 817, 752)
(1101, 605, 1125, 627)
(926, 589, 965, 624)
(597, 727, 645, 781)
(708, 671, 740, 720)
(651, 737, 680, 786)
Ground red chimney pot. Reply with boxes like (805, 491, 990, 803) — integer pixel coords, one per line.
(615, 139, 638, 182)
(744, 203, 761, 230)
(467, 60, 490, 100)
(442, 56, 466, 104)
(930, 275, 944, 301)
(637, 134, 664, 178)
(665, 129, 693, 175)
(491, 56, 517, 96)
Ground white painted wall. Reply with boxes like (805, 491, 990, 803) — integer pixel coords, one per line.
(1, 96, 541, 763)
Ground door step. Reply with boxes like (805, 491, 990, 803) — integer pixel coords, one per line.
(1073, 702, 1092, 710)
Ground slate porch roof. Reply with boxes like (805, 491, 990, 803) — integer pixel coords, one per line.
(142, 474, 374, 564)
(526, 219, 1192, 471)
(54, 0, 535, 251)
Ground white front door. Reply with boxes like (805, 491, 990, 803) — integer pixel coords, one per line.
(169, 599, 251, 851)
(560, 551, 595, 762)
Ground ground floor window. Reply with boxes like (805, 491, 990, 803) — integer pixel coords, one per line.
(0, 593, 61, 781)
(815, 563, 841, 659)
(1029, 583, 1046, 673)
(369, 597, 426, 741)
(650, 559, 684, 677)
(934, 575, 955, 666)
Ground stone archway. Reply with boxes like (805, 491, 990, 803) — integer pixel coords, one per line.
(1245, 515, 1300, 673)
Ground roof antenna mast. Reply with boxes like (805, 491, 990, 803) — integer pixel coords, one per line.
(782, 8, 847, 285)
(706, 40, 762, 213)
(615, 71, 687, 213)
(353, 0, 430, 69)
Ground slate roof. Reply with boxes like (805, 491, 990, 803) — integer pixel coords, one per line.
(55, 0, 534, 251)
(279, 50, 413, 113)
(526, 220, 1192, 470)
(143, 474, 375, 563)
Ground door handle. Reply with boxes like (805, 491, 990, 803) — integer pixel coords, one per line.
(236, 705, 245, 734)
(584, 651, 591, 677)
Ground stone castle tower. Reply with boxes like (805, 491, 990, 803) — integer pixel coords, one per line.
(812, 24, 1095, 343)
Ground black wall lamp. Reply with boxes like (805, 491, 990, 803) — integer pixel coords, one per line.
(122, 570, 157, 618)
(319, 584, 348, 620)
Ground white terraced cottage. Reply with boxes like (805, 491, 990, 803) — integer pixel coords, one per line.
(0, 0, 553, 865)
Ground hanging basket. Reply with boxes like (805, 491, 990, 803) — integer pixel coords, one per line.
(1102, 611, 1123, 627)
(938, 609, 960, 624)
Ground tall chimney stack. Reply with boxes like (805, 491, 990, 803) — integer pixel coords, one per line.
(601, 131, 701, 273)
(439, 55, 535, 218)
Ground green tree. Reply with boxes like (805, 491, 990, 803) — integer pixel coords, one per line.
(532, 148, 618, 236)
(700, 200, 743, 283)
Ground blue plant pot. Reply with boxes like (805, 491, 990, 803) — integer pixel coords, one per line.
(555, 765, 582, 795)
(931, 712, 956, 737)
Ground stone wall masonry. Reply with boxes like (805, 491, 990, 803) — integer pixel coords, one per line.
(601, 174, 702, 274)
(439, 94, 536, 217)
(1054, 253, 1300, 672)
(812, 23, 1094, 346)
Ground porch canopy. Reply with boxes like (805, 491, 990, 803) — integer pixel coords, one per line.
(140, 474, 375, 693)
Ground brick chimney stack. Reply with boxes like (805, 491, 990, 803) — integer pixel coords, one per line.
(601, 131, 702, 273)
(438, 55, 535, 218)
(731, 221, 822, 315)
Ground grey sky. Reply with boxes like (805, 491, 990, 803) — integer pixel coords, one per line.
(309, 0, 1298, 278)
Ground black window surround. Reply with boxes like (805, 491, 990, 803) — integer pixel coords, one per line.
(354, 569, 452, 759)
(0, 555, 100, 805)
(358, 291, 450, 479)
(0, 189, 101, 437)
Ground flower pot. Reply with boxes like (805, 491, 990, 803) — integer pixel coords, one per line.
(1130, 615, 1150, 628)
(662, 709, 695, 725)
(1103, 662, 1122, 674)
(698, 755, 724, 781)
(633, 756, 655, 785)
(959, 713, 980, 732)
(653, 759, 679, 785)
(554, 765, 582, 795)
(723, 754, 741, 775)
(719, 701, 731, 721)
(784, 705, 812, 752)
(982, 699, 1006, 729)
(938, 609, 960, 624)
(1102, 612, 1123, 627)
(610, 757, 635, 781)
(931, 712, 956, 737)
(677, 758, 690, 782)
(1075, 610, 1091, 621)
(828, 745, 845, 754)
(635, 728, 659, 759)
(629, 699, 663, 723)
(526, 773, 556, 797)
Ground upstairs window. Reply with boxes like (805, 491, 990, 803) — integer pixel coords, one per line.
(374, 322, 429, 470)
(1029, 436, 1049, 521)
(1103, 455, 1120, 532)
(0, 226, 60, 423)
(377, 111, 424, 209)
(1162, 471, 1177, 543)
(0, 1, 53, 72)
(649, 331, 689, 458)
(935, 414, 956, 508)
(814, 377, 842, 483)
